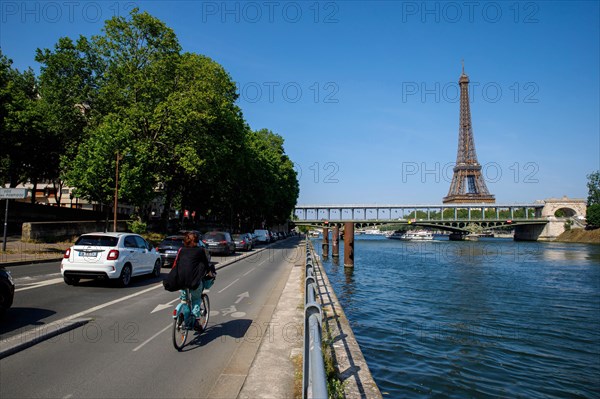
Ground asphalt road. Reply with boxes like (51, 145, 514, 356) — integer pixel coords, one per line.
(0, 237, 303, 398)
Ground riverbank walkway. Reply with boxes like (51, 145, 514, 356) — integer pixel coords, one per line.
(1, 236, 380, 398)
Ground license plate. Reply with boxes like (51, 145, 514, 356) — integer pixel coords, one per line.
(79, 251, 97, 257)
(166, 250, 177, 254)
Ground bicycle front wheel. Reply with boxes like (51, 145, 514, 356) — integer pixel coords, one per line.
(199, 294, 210, 332)
(172, 312, 188, 351)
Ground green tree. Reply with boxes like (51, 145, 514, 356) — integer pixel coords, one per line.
(61, 9, 181, 218)
(12, 9, 300, 233)
(0, 50, 54, 199)
(34, 36, 99, 204)
(586, 204, 600, 228)
(244, 129, 299, 228)
(587, 171, 600, 206)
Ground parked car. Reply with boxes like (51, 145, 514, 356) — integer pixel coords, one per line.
(61, 232, 162, 287)
(232, 233, 253, 251)
(0, 267, 15, 317)
(156, 234, 211, 268)
(202, 231, 236, 255)
(253, 229, 271, 245)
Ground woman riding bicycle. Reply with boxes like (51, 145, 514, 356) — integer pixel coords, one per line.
(174, 231, 209, 331)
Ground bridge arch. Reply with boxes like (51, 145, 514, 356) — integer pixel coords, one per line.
(541, 197, 587, 218)
(553, 207, 577, 217)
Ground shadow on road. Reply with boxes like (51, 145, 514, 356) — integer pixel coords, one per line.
(178, 319, 253, 352)
(0, 307, 56, 337)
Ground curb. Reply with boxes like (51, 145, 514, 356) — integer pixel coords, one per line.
(0, 318, 92, 360)
(0, 257, 63, 267)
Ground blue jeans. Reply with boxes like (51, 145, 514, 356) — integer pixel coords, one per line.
(179, 281, 204, 318)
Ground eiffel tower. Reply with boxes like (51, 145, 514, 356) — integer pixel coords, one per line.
(443, 64, 495, 204)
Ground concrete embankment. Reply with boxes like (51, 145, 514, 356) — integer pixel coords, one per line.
(555, 228, 600, 244)
(309, 242, 383, 399)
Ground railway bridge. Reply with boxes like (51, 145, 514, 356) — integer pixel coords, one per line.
(293, 198, 587, 266)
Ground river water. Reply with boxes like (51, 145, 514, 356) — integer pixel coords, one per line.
(312, 235, 600, 398)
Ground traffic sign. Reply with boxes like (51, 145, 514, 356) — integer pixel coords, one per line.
(0, 188, 29, 199)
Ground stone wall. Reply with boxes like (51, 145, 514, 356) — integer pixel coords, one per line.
(22, 221, 129, 241)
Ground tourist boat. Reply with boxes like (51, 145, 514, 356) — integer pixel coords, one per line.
(387, 230, 434, 241)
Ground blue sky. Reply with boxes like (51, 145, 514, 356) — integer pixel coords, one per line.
(1, 1, 599, 205)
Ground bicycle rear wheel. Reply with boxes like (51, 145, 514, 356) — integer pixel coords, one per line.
(172, 312, 188, 351)
(198, 294, 210, 332)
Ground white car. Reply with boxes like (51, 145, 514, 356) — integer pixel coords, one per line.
(61, 232, 162, 287)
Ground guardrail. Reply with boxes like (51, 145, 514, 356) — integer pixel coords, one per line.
(303, 241, 328, 399)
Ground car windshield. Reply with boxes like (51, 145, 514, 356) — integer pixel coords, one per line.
(74, 235, 119, 247)
(232, 234, 243, 240)
(159, 237, 184, 247)
(205, 233, 225, 241)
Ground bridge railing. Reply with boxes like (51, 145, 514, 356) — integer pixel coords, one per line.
(303, 241, 328, 399)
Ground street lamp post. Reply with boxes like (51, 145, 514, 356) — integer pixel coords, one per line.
(114, 151, 123, 232)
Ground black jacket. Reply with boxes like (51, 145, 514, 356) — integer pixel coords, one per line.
(175, 247, 208, 290)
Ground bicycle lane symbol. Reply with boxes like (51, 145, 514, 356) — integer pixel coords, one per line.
(217, 305, 246, 318)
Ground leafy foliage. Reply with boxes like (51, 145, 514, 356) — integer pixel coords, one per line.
(587, 171, 600, 206)
(586, 204, 600, 228)
(2, 9, 299, 232)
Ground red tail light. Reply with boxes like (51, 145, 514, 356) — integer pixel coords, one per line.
(63, 248, 71, 259)
(107, 250, 120, 260)
(220, 240, 227, 245)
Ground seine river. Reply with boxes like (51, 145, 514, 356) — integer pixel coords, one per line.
(312, 235, 600, 398)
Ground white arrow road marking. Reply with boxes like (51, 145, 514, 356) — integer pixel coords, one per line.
(235, 292, 249, 304)
(151, 298, 180, 314)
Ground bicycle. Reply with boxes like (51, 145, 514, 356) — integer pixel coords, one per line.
(172, 288, 210, 351)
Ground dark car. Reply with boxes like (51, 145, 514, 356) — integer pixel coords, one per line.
(156, 235, 211, 268)
(0, 267, 15, 316)
(202, 231, 236, 255)
(232, 233, 253, 251)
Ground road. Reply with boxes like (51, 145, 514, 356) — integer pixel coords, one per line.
(0, 237, 303, 398)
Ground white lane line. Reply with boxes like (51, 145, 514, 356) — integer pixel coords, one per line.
(132, 323, 171, 352)
(243, 267, 255, 276)
(15, 278, 65, 292)
(218, 278, 239, 293)
(2, 284, 164, 349)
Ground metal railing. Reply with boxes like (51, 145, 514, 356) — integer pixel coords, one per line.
(303, 241, 328, 399)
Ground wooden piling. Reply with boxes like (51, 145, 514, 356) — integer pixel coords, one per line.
(332, 225, 339, 258)
(322, 227, 329, 257)
(344, 222, 354, 267)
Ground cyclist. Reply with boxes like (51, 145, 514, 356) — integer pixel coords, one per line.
(174, 231, 209, 331)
